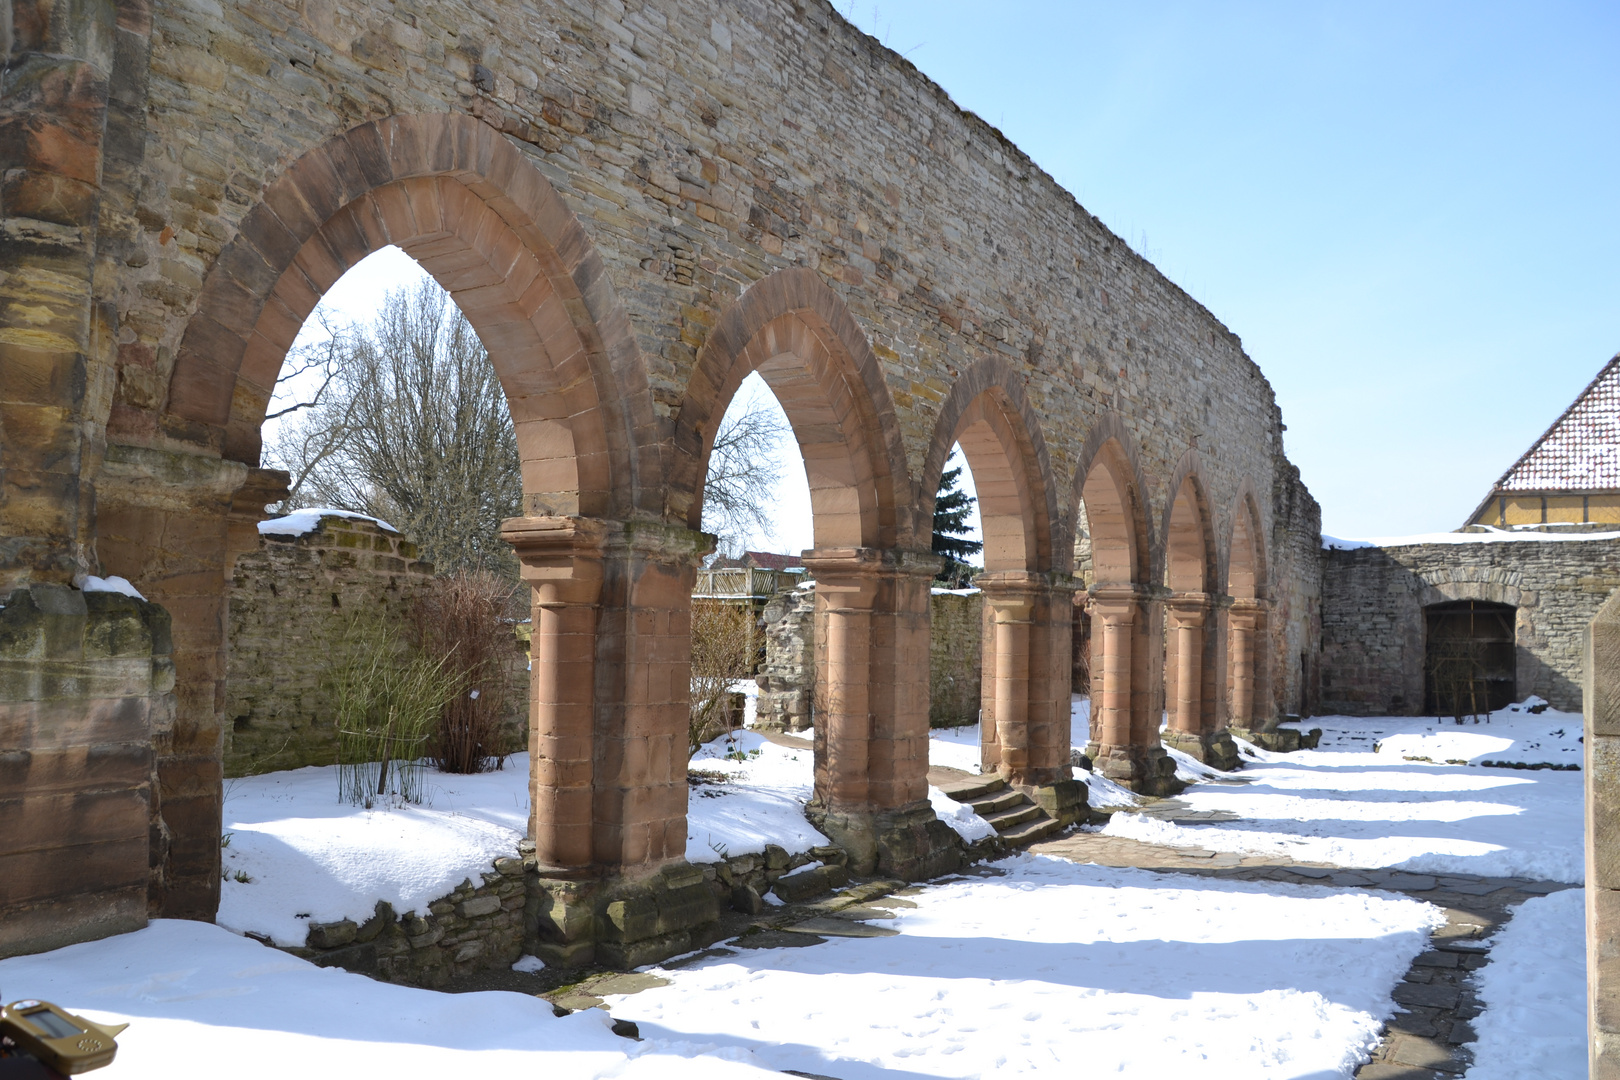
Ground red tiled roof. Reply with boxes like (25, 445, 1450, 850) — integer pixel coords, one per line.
(1494, 353, 1620, 493)
(744, 551, 803, 571)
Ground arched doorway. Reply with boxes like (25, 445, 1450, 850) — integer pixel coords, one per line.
(1072, 423, 1179, 795)
(1160, 470, 1236, 769)
(677, 269, 956, 878)
(921, 360, 1079, 821)
(1225, 494, 1270, 741)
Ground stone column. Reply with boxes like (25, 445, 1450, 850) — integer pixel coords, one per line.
(1231, 609, 1256, 726)
(1086, 586, 1179, 795)
(1586, 589, 1620, 1079)
(800, 547, 961, 879)
(502, 516, 720, 969)
(978, 572, 1086, 825)
(1162, 594, 1237, 770)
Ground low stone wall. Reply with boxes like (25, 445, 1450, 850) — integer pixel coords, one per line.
(1320, 535, 1620, 714)
(225, 514, 529, 776)
(0, 585, 174, 958)
(288, 854, 529, 987)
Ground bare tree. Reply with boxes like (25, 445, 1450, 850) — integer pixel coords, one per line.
(702, 379, 790, 555)
(267, 280, 522, 577)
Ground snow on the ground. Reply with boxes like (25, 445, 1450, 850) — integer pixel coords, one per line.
(608, 854, 1445, 1080)
(686, 730, 829, 862)
(928, 721, 983, 772)
(1104, 709, 1584, 882)
(219, 759, 531, 946)
(0, 921, 783, 1080)
(1325, 698, 1583, 768)
(1324, 526, 1620, 548)
(1463, 887, 1587, 1080)
(258, 506, 398, 536)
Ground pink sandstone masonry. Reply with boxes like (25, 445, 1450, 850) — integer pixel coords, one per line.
(3, 0, 1320, 963)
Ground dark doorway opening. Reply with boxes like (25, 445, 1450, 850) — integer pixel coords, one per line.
(1424, 600, 1516, 717)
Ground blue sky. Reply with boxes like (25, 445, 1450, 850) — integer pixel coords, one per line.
(836, 0, 1619, 537)
(284, 3, 1618, 547)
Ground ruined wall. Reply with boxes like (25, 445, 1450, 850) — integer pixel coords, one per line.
(226, 512, 528, 775)
(1320, 535, 1620, 715)
(0, 585, 173, 958)
(225, 513, 435, 775)
(930, 589, 982, 727)
(755, 584, 815, 731)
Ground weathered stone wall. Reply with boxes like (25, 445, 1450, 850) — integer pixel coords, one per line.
(755, 584, 815, 731)
(226, 513, 530, 775)
(290, 853, 529, 987)
(930, 589, 982, 727)
(226, 514, 434, 774)
(6, 0, 1324, 936)
(1320, 536, 1620, 715)
(0, 585, 174, 958)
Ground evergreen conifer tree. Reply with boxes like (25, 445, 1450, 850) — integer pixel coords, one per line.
(933, 465, 983, 582)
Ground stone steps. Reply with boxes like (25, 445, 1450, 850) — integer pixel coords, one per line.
(931, 769, 1062, 849)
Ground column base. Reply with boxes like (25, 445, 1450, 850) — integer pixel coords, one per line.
(806, 804, 965, 880)
(1025, 779, 1088, 827)
(1229, 725, 1322, 753)
(1086, 742, 1184, 797)
(1162, 729, 1241, 772)
(525, 859, 722, 971)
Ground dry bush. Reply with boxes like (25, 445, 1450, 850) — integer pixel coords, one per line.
(412, 571, 522, 773)
(327, 614, 457, 805)
(690, 599, 755, 753)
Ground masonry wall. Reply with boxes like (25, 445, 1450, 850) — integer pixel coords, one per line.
(1320, 536, 1620, 715)
(930, 590, 982, 727)
(226, 513, 529, 776)
(0, 586, 174, 958)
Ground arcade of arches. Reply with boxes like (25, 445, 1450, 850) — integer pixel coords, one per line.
(0, 0, 1320, 965)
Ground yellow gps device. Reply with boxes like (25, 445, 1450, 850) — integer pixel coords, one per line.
(0, 1001, 126, 1075)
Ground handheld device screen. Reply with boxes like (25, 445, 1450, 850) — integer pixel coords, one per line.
(20, 1010, 84, 1040)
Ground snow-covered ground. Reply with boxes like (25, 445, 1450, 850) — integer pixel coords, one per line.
(219, 761, 531, 946)
(0, 920, 785, 1080)
(1102, 706, 1585, 883)
(608, 854, 1445, 1079)
(7, 708, 1589, 1078)
(1463, 887, 1587, 1080)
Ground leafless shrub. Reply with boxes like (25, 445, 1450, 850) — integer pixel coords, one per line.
(411, 571, 522, 774)
(689, 599, 754, 753)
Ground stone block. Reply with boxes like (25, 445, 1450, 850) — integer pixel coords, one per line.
(307, 919, 358, 949)
(458, 895, 502, 918)
(771, 866, 831, 904)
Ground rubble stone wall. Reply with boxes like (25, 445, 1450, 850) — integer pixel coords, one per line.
(930, 590, 982, 727)
(1320, 536, 1620, 715)
(226, 513, 529, 776)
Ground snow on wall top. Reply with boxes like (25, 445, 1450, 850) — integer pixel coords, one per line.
(1324, 527, 1620, 550)
(1495, 353, 1620, 492)
(258, 508, 399, 538)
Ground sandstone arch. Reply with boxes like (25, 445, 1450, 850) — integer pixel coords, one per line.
(158, 112, 640, 518)
(1069, 418, 1177, 794)
(674, 268, 910, 549)
(1225, 487, 1271, 735)
(918, 362, 1074, 809)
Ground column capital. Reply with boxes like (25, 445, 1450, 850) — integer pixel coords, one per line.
(1166, 591, 1212, 627)
(801, 546, 942, 585)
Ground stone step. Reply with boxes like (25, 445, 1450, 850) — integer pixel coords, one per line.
(999, 814, 1064, 847)
(936, 775, 1007, 803)
(984, 801, 1042, 832)
(968, 788, 1024, 816)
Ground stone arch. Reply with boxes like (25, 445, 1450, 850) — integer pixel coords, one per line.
(921, 360, 1069, 794)
(672, 267, 909, 550)
(919, 358, 1059, 573)
(1068, 414, 1152, 586)
(1160, 453, 1221, 754)
(160, 112, 646, 519)
(1224, 484, 1270, 732)
(1067, 414, 1175, 793)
